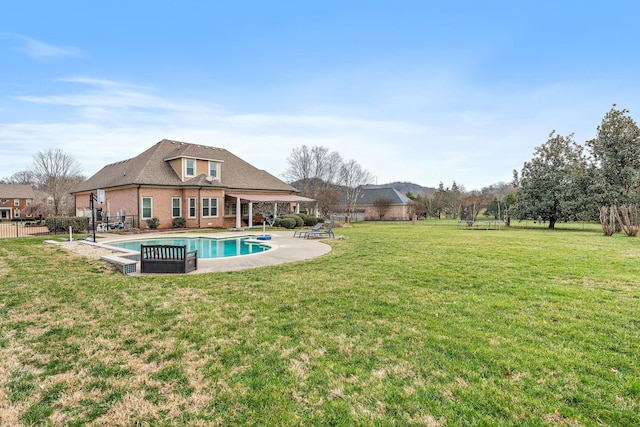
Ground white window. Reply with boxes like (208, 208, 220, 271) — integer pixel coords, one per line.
(224, 202, 236, 216)
(202, 197, 218, 217)
(14, 208, 20, 218)
(225, 202, 248, 217)
(188, 198, 196, 218)
(172, 198, 181, 218)
(14, 199, 20, 206)
(142, 197, 153, 219)
(185, 158, 195, 177)
(26, 199, 32, 206)
(209, 161, 218, 180)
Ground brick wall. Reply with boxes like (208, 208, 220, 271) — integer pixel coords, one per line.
(138, 187, 227, 230)
(363, 205, 411, 221)
(75, 186, 299, 230)
(0, 198, 32, 219)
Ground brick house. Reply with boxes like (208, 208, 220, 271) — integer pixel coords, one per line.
(0, 184, 36, 221)
(71, 139, 314, 230)
(347, 186, 414, 221)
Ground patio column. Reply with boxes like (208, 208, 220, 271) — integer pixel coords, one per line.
(273, 202, 278, 219)
(248, 202, 253, 228)
(236, 196, 242, 229)
(295, 203, 300, 214)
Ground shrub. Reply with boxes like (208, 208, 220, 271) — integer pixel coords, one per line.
(172, 217, 186, 228)
(45, 217, 90, 232)
(284, 215, 304, 228)
(296, 212, 308, 221)
(146, 217, 160, 229)
(304, 217, 319, 226)
(279, 218, 297, 229)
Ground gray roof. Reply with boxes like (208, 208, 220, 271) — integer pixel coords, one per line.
(356, 186, 412, 205)
(72, 139, 298, 193)
(0, 184, 36, 199)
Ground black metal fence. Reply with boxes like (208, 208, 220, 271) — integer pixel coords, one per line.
(0, 218, 84, 239)
(0, 215, 139, 239)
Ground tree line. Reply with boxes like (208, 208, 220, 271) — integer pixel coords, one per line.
(285, 105, 640, 231)
(1, 148, 85, 217)
(285, 144, 516, 223)
(407, 181, 514, 222)
(513, 105, 640, 232)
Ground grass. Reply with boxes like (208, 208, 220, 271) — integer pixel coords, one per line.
(0, 221, 638, 426)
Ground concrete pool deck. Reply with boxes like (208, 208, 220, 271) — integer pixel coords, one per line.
(92, 231, 333, 274)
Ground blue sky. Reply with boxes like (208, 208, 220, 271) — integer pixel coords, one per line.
(2, 1, 640, 190)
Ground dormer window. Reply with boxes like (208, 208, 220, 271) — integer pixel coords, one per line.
(208, 161, 218, 180)
(185, 159, 195, 177)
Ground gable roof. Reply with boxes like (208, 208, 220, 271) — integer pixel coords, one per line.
(355, 186, 412, 205)
(72, 139, 298, 193)
(0, 184, 36, 199)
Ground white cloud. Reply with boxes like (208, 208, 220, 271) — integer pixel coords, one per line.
(13, 36, 81, 59)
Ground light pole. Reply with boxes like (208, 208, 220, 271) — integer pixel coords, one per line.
(89, 192, 98, 242)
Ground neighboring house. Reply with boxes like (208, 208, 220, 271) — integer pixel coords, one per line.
(340, 185, 414, 221)
(71, 139, 314, 230)
(0, 184, 36, 221)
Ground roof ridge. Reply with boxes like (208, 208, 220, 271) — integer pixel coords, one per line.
(127, 140, 173, 184)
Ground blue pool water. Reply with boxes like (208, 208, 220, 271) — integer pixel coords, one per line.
(108, 236, 270, 259)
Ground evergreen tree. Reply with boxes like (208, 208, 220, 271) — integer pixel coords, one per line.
(586, 105, 640, 208)
(514, 131, 588, 229)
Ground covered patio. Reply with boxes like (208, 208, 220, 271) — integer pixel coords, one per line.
(225, 192, 316, 229)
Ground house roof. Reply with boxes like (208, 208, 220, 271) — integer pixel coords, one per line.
(0, 184, 36, 199)
(356, 186, 412, 205)
(227, 193, 315, 203)
(72, 139, 299, 194)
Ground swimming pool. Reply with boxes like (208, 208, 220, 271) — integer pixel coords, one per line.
(108, 236, 271, 259)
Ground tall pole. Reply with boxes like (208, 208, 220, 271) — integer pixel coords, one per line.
(90, 192, 97, 242)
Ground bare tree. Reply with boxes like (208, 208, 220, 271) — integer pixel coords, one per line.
(23, 200, 55, 219)
(253, 202, 277, 225)
(339, 159, 373, 222)
(284, 145, 314, 193)
(284, 145, 343, 199)
(1, 170, 36, 185)
(316, 149, 343, 187)
(459, 192, 489, 223)
(412, 194, 430, 218)
(30, 148, 84, 215)
(315, 186, 342, 218)
(373, 195, 393, 220)
(252, 201, 292, 226)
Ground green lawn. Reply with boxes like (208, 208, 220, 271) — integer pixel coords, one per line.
(1, 222, 638, 426)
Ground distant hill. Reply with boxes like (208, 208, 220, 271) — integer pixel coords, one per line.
(379, 181, 436, 196)
(288, 179, 436, 197)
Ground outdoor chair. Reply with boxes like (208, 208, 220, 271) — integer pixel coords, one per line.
(293, 222, 322, 238)
(305, 220, 335, 239)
